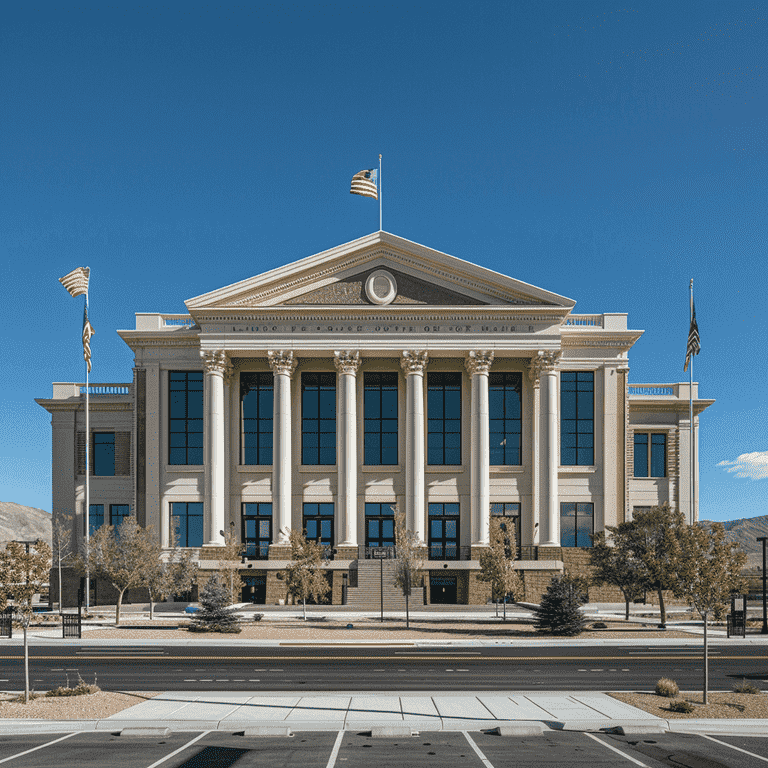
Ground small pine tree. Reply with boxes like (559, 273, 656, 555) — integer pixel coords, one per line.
(534, 574, 588, 636)
(189, 576, 242, 633)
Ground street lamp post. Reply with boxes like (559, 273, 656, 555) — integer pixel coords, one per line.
(758, 536, 768, 635)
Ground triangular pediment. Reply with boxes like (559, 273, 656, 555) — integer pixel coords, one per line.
(185, 231, 575, 310)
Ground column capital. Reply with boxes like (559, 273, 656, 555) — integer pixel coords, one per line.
(200, 350, 230, 379)
(528, 350, 561, 383)
(465, 350, 494, 376)
(267, 350, 297, 377)
(401, 350, 428, 375)
(333, 350, 361, 375)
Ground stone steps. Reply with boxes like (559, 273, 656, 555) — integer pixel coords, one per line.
(346, 559, 424, 608)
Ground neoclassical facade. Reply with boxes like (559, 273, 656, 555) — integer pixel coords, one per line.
(37, 232, 713, 605)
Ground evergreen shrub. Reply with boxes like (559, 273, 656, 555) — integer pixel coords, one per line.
(533, 575, 588, 636)
(188, 577, 242, 634)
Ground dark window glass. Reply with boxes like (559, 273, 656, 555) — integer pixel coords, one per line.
(242, 503, 272, 559)
(364, 373, 398, 465)
(560, 502, 593, 547)
(651, 434, 667, 478)
(241, 373, 274, 465)
(171, 502, 204, 547)
(561, 371, 594, 466)
(490, 502, 521, 558)
(489, 372, 522, 465)
(634, 433, 667, 478)
(169, 371, 204, 465)
(634, 433, 649, 477)
(364, 503, 396, 548)
(93, 433, 115, 476)
(302, 373, 336, 465)
(428, 502, 460, 559)
(88, 504, 104, 537)
(302, 503, 334, 550)
(110, 504, 130, 530)
(427, 373, 462, 465)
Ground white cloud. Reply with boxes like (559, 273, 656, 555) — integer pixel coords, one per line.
(718, 451, 768, 480)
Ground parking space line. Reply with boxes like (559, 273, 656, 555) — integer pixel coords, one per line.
(584, 733, 649, 767)
(462, 731, 495, 768)
(0, 732, 77, 764)
(144, 731, 210, 768)
(701, 734, 768, 763)
(324, 730, 344, 768)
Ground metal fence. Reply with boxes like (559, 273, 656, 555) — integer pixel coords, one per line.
(62, 613, 82, 639)
(0, 609, 13, 639)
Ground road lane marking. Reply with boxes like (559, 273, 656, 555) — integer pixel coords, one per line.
(700, 734, 768, 763)
(462, 731, 495, 767)
(584, 733, 650, 767)
(0, 732, 77, 764)
(145, 730, 209, 768)
(325, 730, 344, 768)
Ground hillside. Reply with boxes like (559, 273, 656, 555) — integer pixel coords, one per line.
(0, 502, 52, 546)
(701, 514, 768, 571)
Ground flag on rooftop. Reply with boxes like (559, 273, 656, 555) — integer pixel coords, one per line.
(350, 168, 378, 200)
(82, 304, 95, 373)
(684, 295, 700, 372)
(59, 266, 90, 298)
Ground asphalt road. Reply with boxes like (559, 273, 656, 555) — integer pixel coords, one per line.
(0, 644, 766, 692)
(1, 730, 768, 768)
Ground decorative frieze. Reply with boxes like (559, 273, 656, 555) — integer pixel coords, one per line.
(401, 350, 429, 375)
(333, 350, 361, 375)
(267, 350, 297, 377)
(465, 350, 494, 376)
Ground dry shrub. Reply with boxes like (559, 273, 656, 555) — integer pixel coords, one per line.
(655, 678, 679, 697)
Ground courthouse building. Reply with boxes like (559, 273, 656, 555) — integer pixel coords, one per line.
(37, 232, 713, 605)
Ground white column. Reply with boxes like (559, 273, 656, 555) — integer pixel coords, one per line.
(334, 350, 361, 547)
(268, 350, 296, 545)
(401, 351, 428, 544)
(527, 356, 542, 547)
(542, 351, 561, 547)
(201, 350, 229, 547)
(466, 351, 494, 546)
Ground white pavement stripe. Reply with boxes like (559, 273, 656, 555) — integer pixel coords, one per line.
(144, 731, 209, 768)
(584, 733, 650, 767)
(701, 734, 768, 763)
(325, 730, 344, 768)
(462, 732, 495, 768)
(0, 732, 77, 764)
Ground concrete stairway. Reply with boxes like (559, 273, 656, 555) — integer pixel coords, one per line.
(345, 559, 424, 609)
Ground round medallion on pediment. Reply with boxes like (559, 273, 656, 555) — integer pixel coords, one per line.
(365, 269, 397, 305)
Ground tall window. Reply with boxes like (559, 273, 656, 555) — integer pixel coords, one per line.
(242, 503, 272, 560)
(93, 433, 115, 476)
(241, 373, 273, 465)
(365, 503, 395, 548)
(427, 372, 462, 465)
(302, 503, 334, 551)
(169, 371, 204, 465)
(634, 433, 667, 478)
(87, 504, 104, 537)
(364, 372, 398, 465)
(428, 502, 460, 559)
(110, 504, 130, 528)
(490, 502, 521, 558)
(302, 373, 336, 465)
(489, 373, 522, 465)
(561, 371, 594, 466)
(171, 502, 204, 547)
(560, 502, 593, 547)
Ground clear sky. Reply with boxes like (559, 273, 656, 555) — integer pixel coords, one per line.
(2, 1, 766, 522)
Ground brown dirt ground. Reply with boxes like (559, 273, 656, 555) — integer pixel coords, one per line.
(610, 690, 768, 719)
(0, 691, 160, 719)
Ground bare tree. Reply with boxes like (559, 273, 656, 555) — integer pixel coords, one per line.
(478, 516, 523, 620)
(51, 514, 73, 614)
(392, 505, 424, 630)
(0, 540, 52, 703)
(285, 528, 331, 620)
(589, 531, 645, 620)
(141, 536, 198, 620)
(217, 522, 245, 604)
(74, 517, 155, 625)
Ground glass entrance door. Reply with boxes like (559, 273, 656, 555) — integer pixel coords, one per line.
(365, 503, 395, 550)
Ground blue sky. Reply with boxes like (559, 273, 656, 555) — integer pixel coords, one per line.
(2, 1, 766, 522)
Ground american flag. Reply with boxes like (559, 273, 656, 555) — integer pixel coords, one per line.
(82, 304, 95, 373)
(684, 297, 700, 372)
(350, 168, 378, 200)
(59, 266, 90, 298)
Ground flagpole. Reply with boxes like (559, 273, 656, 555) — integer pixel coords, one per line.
(379, 154, 382, 231)
(84, 283, 90, 611)
(689, 279, 695, 524)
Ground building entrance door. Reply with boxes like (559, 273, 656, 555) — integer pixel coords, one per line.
(430, 574, 457, 604)
(241, 574, 266, 604)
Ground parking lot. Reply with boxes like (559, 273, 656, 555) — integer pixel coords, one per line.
(1, 729, 768, 767)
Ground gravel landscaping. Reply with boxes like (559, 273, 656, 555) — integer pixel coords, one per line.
(609, 690, 768, 719)
(0, 691, 160, 719)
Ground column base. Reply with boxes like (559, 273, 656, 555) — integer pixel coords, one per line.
(470, 544, 490, 560)
(335, 545, 359, 560)
(537, 546, 563, 561)
(268, 544, 292, 560)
